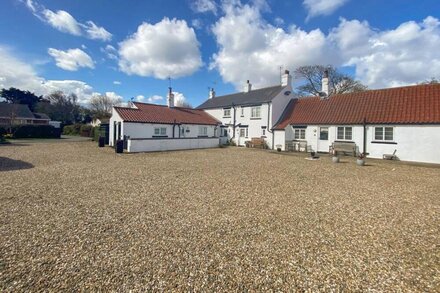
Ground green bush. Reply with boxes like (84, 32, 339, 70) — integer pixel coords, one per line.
(80, 125, 92, 137)
(62, 124, 82, 136)
(3, 125, 61, 138)
(92, 126, 100, 141)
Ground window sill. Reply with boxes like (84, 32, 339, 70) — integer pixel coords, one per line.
(371, 141, 397, 144)
(250, 117, 261, 120)
(335, 140, 355, 143)
(152, 135, 168, 138)
(223, 116, 231, 118)
(198, 135, 208, 138)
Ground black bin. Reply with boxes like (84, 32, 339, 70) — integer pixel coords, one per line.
(98, 136, 105, 147)
(115, 140, 124, 153)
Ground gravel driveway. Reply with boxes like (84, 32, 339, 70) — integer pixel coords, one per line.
(1, 142, 439, 291)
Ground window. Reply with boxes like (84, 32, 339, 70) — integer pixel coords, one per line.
(240, 128, 246, 137)
(262, 129, 266, 136)
(199, 126, 208, 136)
(223, 108, 231, 117)
(375, 127, 394, 141)
(154, 127, 167, 136)
(241, 107, 244, 117)
(245, 128, 248, 137)
(319, 127, 328, 140)
(293, 128, 306, 140)
(337, 126, 352, 140)
(251, 106, 261, 118)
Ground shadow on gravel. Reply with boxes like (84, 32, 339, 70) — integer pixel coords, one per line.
(0, 157, 34, 172)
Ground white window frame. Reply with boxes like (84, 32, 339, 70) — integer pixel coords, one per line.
(154, 127, 167, 136)
(262, 128, 266, 136)
(251, 106, 261, 119)
(337, 126, 352, 141)
(374, 126, 394, 141)
(293, 128, 306, 140)
(199, 126, 208, 136)
(241, 107, 244, 117)
(223, 108, 231, 117)
(239, 128, 246, 137)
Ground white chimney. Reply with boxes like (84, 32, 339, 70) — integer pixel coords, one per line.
(209, 88, 215, 99)
(321, 69, 329, 97)
(167, 87, 174, 107)
(281, 70, 292, 87)
(244, 80, 252, 92)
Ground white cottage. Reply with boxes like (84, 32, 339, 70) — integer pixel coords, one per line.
(109, 88, 221, 152)
(273, 83, 440, 164)
(196, 70, 294, 149)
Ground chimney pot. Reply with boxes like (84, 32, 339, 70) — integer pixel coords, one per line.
(244, 80, 252, 92)
(281, 69, 292, 87)
(209, 88, 215, 99)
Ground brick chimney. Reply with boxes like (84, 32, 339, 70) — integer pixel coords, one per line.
(244, 80, 252, 92)
(281, 70, 292, 87)
(167, 87, 174, 107)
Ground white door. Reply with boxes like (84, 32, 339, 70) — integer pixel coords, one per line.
(317, 126, 329, 152)
(238, 128, 246, 146)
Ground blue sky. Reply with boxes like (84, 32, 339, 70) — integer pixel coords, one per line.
(0, 0, 439, 106)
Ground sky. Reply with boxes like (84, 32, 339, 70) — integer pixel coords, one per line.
(0, 0, 439, 107)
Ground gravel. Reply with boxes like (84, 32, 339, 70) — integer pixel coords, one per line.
(1, 142, 439, 291)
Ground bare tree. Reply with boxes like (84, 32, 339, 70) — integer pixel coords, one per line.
(41, 91, 81, 124)
(418, 77, 439, 85)
(294, 65, 367, 97)
(89, 94, 122, 118)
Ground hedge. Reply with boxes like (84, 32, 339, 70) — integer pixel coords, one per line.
(1, 125, 61, 138)
(62, 124, 82, 136)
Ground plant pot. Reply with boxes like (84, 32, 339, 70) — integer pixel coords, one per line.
(277, 148, 281, 152)
(356, 159, 365, 166)
(332, 156, 339, 163)
(310, 151, 315, 157)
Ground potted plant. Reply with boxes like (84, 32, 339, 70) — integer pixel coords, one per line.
(357, 153, 366, 166)
(331, 147, 339, 163)
(276, 144, 282, 152)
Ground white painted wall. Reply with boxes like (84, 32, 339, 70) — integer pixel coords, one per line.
(127, 137, 220, 152)
(273, 130, 286, 151)
(279, 124, 440, 164)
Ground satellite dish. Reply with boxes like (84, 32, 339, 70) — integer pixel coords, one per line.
(284, 91, 291, 96)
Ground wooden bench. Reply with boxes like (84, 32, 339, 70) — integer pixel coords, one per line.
(331, 142, 356, 156)
(250, 137, 266, 149)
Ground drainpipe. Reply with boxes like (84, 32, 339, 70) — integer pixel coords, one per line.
(178, 125, 181, 138)
(232, 103, 236, 139)
(363, 117, 367, 155)
(172, 119, 176, 138)
(267, 102, 273, 149)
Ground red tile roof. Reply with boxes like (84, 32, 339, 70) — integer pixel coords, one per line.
(114, 102, 220, 125)
(274, 84, 440, 129)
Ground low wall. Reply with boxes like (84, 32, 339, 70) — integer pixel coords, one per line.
(127, 137, 220, 153)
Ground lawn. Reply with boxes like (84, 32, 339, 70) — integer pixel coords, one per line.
(1, 142, 439, 291)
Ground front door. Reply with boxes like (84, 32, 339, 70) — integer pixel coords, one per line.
(317, 126, 329, 152)
(238, 128, 246, 146)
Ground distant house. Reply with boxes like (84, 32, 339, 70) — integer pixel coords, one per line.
(273, 83, 440, 164)
(196, 70, 294, 148)
(109, 88, 221, 152)
(0, 103, 50, 126)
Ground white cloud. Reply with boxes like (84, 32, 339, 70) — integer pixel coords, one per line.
(274, 17, 285, 26)
(192, 19, 203, 30)
(83, 21, 112, 41)
(173, 92, 190, 107)
(24, 0, 112, 41)
(0, 46, 100, 104)
(118, 18, 202, 79)
(135, 95, 145, 102)
(303, 0, 349, 20)
(191, 0, 217, 14)
(147, 95, 164, 103)
(329, 16, 440, 88)
(211, 1, 331, 89)
(113, 81, 121, 85)
(48, 48, 95, 71)
(210, 1, 440, 90)
(42, 9, 82, 35)
(101, 45, 118, 60)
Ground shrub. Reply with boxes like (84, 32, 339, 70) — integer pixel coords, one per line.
(80, 125, 93, 137)
(62, 124, 82, 136)
(7, 125, 61, 138)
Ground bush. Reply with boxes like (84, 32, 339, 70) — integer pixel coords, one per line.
(92, 126, 100, 141)
(80, 125, 93, 137)
(62, 124, 82, 136)
(2, 125, 61, 138)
